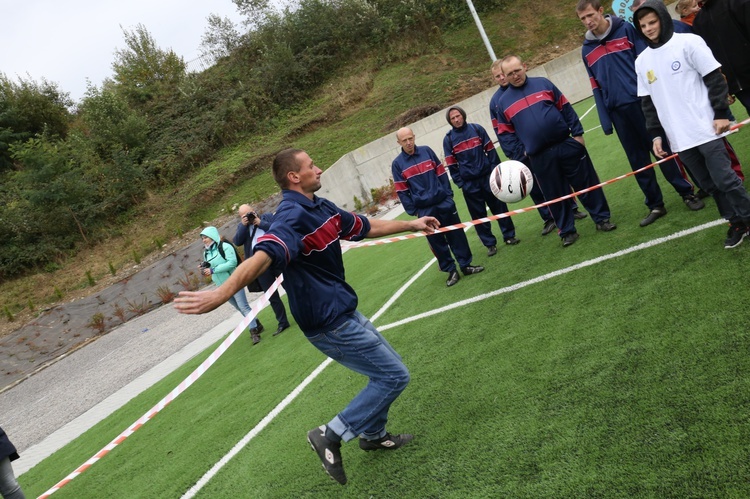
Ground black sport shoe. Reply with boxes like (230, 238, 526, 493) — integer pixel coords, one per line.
(683, 194, 705, 211)
(487, 245, 498, 257)
(461, 265, 485, 276)
(307, 426, 347, 485)
(359, 433, 414, 452)
(595, 220, 617, 232)
(640, 207, 667, 227)
(541, 219, 557, 236)
(446, 270, 460, 287)
(562, 232, 579, 247)
(250, 329, 261, 345)
(724, 222, 749, 249)
(504, 237, 520, 246)
(573, 209, 588, 220)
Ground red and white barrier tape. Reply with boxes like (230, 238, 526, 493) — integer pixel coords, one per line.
(347, 118, 750, 249)
(37, 276, 284, 499)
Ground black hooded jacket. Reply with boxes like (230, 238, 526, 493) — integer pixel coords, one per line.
(693, 0, 750, 95)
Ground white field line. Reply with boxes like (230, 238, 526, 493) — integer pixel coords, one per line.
(181, 217, 726, 496)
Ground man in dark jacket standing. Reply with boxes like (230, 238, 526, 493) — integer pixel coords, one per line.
(495, 55, 616, 247)
(443, 105, 520, 256)
(693, 0, 750, 114)
(234, 204, 291, 337)
(392, 127, 484, 286)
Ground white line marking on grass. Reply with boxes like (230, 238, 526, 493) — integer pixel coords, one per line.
(182, 219, 725, 496)
(378, 219, 727, 332)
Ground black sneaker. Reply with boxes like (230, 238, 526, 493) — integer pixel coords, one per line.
(573, 209, 588, 220)
(724, 223, 749, 249)
(461, 265, 485, 276)
(562, 232, 579, 247)
(487, 245, 498, 257)
(595, 220, 617, 232)
(446, 270, 460, 287)
(541, 219, 557, 236)
(504, 237, 520, 246)
(250, 329, 261, 345)
(307, 426, 347, 485)
(640, 207, 667, 227)
(683, 194, 705, 211)
(359, 433, 414, 452)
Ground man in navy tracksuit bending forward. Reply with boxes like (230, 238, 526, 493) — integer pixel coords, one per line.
(443, 105, 520, 257)
(392, 127, 484, 286)
(495, 55, 617, 247)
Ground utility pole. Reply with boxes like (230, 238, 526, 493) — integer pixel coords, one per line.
(465, 0, 496, 62)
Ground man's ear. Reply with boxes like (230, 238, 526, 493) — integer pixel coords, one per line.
(287, 170, 300, 185)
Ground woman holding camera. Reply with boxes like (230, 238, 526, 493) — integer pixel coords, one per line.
(199, 226, 264, 344)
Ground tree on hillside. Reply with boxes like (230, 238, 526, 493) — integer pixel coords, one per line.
(112, 24, 186, 107)
(232, 0, 275, 28)
(200, 14, 242, 62)
(0, 74, 72, 172)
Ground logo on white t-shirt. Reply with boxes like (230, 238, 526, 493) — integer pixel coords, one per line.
(671, 61, 681, 71)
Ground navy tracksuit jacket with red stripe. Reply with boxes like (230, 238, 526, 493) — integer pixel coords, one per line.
(495, 76, 611, 237)
(443, 122, 516, 245)
(392, 145, 473, 272)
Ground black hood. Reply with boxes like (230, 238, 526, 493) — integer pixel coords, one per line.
(446, 105, 467, 128)
(634, 0, 674, 49)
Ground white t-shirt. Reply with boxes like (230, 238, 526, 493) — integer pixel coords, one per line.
(635, 33, 722, 152)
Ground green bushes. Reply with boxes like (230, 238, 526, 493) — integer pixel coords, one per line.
(0, 0, 504, 279)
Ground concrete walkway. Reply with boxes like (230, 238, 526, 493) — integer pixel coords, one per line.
(0, 299, 245, 476)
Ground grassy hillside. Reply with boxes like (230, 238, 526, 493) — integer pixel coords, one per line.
(0, 1, 584, 336)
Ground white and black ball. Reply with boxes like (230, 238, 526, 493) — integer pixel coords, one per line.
(489, 160, 534, 203)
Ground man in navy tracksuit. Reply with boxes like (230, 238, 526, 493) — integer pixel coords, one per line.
(496, 55, 616, 247)
(176, 149, 441, 485)
(392, 127, 484, 286)
(443, 105, 520, 256)
(577, 0, 705, 227)
(489, 60, 587, 236)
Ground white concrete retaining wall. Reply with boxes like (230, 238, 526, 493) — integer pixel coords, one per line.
(317, 47, 593, 211)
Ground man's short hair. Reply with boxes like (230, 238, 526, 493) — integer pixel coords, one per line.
(500, 54, 523, 72)
(273, 148, 305, 189)
(491, 59, 504, 72)
(576, 0, 602, 12)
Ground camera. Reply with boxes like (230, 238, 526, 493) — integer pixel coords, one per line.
(200, 261, 211, 269)
(243, 211, 257, 222)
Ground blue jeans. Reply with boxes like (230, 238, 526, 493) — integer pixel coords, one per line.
(228, 288, 258, 329)
(308, 311, 410, 442)
(0, 457, 24, 499)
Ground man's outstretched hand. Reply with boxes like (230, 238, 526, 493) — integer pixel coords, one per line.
(413, 216, 440, 234)
(174, 290, 224, 315)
